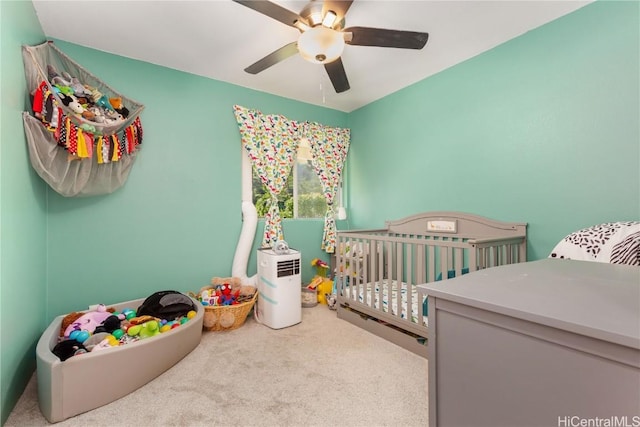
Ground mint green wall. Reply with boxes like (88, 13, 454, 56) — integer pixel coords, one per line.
(0, 1, 47, 424)
(346, 1, 639, 260)
(45, 42, 346, 318)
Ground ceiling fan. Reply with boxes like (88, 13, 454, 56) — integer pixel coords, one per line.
(232, 0, 429, 93)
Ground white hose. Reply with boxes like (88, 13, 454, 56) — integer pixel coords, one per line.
(232, 201, 258, 286)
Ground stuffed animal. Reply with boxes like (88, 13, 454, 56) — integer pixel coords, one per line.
(104, 109, 124, 123)
(63, 304, 115, 338)
(210, 276, 242, 291)
(94, 314, 122, 334)
(109, 97, 130, 118)
(326, 293, 338, 310)
(201, 277, 255, 306)
(127, 320, 160, 339)
(52, 339, 87, 361)
(82, 332, 111, 351)
(47, 64, 60, 81)
(217, 283, 238, 305)
(87, 106, 105, 123)
(57, 92, 85, 117)
(81, 109, 95, 121)
(60, 311, 84, 337)
(200, 277, 242, 302)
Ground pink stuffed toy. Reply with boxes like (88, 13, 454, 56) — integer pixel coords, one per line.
(63, 304, 113, 338)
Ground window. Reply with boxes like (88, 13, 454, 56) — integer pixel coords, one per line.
(244, 138, 328, 219)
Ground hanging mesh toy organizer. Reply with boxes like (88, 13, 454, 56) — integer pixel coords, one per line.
(22, 41, 145, 197)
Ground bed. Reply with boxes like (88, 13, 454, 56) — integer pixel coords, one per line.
(334, 211, 527, 357)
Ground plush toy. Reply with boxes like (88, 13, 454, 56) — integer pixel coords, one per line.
(217, 283, 238, 305)
(47, 64, 60, 81)
(128, 315, 159, 325)
(52, 339, 87, 361)
(80, 123, 96, 133)
(60, 311, 84, 337)
(326, 293, 338, 310)
(86, 86, 115, 112)
(57, 92, 85, 116)
(82, 332, 111, 351)
(63, 304, 115, 338)
(139, 320, 160, 338)
(127, 320, 160, 339)
(81, 109, 95, 121)
(87, 106, 106, 123)
(51, 72, 90, 97)
(68, 76, 92, 98)
(104, 109, 124, 123)
(210, 276, 242, 291)
(311, 258, 329, 275)
(200, 277, 254, 307)
(94, 314, 122, 334)
(200, 277, 242, 304)
(96, 95, 114, 112)
(51, 78, 74, 96)
(109, 97, 130, 118)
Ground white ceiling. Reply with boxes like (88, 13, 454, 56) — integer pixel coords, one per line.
(32, 0, 591, 113)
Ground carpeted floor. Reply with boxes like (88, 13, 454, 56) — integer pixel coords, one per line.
(6, 305, 428, 427)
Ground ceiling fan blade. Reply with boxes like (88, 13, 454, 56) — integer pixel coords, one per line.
(245, 42, 299, 74)
(344, 26, 429, 49)
(233, 0, 303, 28)
(322, 0, 354, 24)
(324, 57, 350, 93)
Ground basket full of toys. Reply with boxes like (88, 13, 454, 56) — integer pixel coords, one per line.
(191, 277, 257, 331)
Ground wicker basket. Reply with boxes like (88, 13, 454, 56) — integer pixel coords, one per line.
(194, 291, 258, 332)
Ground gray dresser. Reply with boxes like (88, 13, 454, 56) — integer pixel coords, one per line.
(420, 259, 640, 427)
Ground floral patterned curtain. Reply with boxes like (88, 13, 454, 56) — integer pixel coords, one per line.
(233, 105, 300, 248)
(303, 122, 351, 253)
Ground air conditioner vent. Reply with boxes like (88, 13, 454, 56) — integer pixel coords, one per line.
(277, 258, 300, 277)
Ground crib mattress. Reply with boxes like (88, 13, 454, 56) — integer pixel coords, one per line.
(36, 296, 203, 423)
(342, 280, 428, 327)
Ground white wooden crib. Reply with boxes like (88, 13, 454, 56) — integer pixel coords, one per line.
(334, 211, 527, 357)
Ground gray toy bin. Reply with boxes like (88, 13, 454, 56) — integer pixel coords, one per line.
(36, 296, 203, 423)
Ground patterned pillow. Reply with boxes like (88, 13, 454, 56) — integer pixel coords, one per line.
(549, 221, 639, 266)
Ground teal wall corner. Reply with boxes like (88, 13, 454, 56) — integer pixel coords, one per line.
(0, 1, 47, 424)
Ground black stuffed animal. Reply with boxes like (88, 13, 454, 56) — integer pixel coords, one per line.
(52, 339, 87, 361)
(94, 314, 122, 334)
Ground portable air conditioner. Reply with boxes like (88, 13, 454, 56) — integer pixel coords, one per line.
(256, 247, 302, 329)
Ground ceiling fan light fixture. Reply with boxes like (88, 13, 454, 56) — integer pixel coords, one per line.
(298, 26, 345, 64)
(293, 19, 310, 32)
(321, 10, 337, 28)
(308, 10, 323, 26)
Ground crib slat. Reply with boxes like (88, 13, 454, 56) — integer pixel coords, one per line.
(454, 247, 463, 277)
(386, 241, 392, 283)
(416, 243, 425, 285)
(404, 243, 412, 320)
(469, 245, 477, 273)
(396, 241, 403, 299)
(369, 239, 376, 310)
(427, 245, 435, 283)
(440, 246, 448, 280)
(377, 240, 384, 312)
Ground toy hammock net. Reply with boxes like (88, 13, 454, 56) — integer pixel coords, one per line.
(22, 41, 145, 197)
